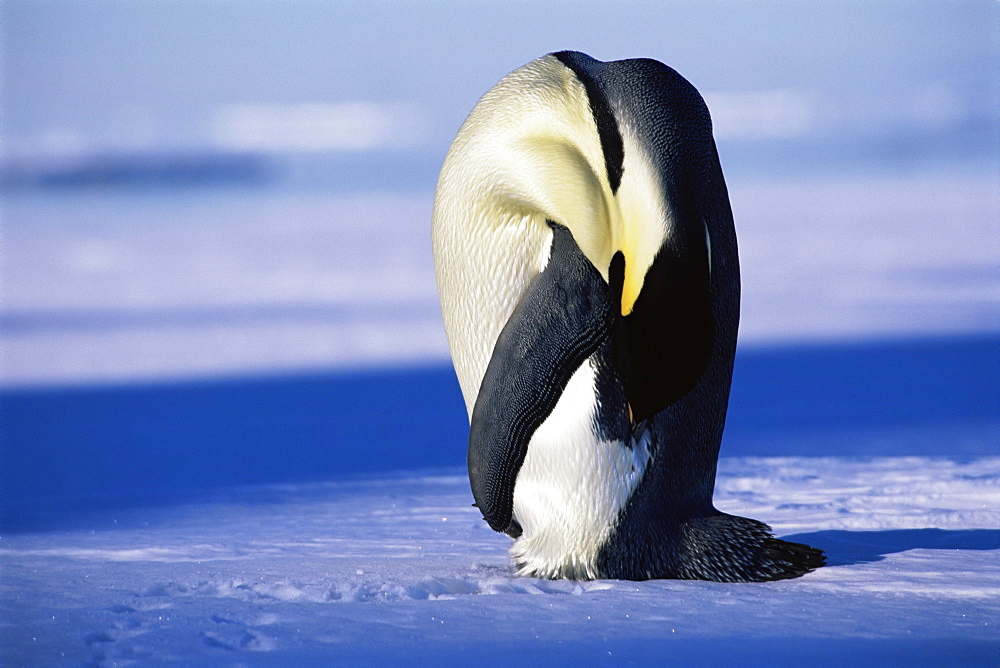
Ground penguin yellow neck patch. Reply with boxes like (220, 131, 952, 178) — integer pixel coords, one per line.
(611, 121, 669, 318)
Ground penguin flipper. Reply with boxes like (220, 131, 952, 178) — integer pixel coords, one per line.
(468, 222, 616, 536)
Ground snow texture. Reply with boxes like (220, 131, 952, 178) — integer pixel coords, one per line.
(3, 173, 996, 388)
(2, 457, 998, 666)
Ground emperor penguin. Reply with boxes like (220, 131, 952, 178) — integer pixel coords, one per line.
(432, 51, 825, 582)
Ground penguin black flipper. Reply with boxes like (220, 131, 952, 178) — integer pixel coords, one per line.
(468, 222, 616, 537)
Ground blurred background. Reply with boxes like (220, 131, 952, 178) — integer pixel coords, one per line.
(2, 1, 997, 530)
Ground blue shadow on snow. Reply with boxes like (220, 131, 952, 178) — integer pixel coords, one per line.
(782, 528, 1000, 566)
(1, 333, 996, 532)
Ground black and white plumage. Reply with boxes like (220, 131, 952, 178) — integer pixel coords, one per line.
(432, 51, 824, 581)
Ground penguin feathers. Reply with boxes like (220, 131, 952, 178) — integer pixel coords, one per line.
(468, 222, 616, 538)
(432, 51, 824, 582)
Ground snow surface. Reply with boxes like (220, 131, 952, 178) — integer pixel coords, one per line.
(2, 172, 997, 388)
(2, 456, 998, 666)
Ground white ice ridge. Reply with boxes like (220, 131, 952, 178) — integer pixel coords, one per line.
(3, 172, 997, 387)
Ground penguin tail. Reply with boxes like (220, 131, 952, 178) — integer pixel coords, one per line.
(760, 535, 827, 580)
(674, 513, 826, 582)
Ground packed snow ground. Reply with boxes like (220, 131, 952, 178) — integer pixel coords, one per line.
(2, 456, 998, 666)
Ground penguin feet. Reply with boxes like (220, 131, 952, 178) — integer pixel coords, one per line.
(673, 513, 825, 582)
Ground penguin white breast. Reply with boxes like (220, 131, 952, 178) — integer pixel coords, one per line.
(510, 358, 651, 580)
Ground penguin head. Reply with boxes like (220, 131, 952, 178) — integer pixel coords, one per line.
(432, 51, 717, 538)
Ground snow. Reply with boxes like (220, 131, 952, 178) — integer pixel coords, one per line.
(2, 172, 996, 388)
(0, 192, 447, 387)
(2, 457, 997, 666)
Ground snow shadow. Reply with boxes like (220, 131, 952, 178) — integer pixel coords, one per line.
(2, 333, 996, 532)
(782, 528, 1000, 566)
(725, 332, 998, 456)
